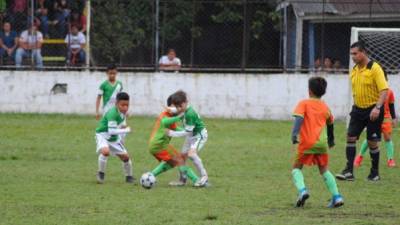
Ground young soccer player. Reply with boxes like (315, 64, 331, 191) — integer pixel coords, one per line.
(167, 90, 209, 186)
(354, 86, 397, 168)
(96, 64, 123, 120)
(147, 96, 206, 187)
(291, 77, 343, 208)
(95, 92, 134, 184)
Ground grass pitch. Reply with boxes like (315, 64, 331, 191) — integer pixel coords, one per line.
(1, 113, 399, 225)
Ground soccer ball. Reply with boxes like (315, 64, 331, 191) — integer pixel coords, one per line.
(140, 172, 156, 189)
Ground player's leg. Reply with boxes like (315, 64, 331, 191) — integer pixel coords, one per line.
(109, 141, 134, 183)
(292, 157, 308, 207)
(336, 112, 366, 181)
(117, 153, 134, 183)
(169, 137, 191, 186)
(151, 146, 181, 176)
(382, 122, 395, 167)
(354, 137, 368, 167)
(188, 130, 208, 183)
(317, 155, 343, 208)
(96, 134, 110, 184)
(366, 109, 384, 181)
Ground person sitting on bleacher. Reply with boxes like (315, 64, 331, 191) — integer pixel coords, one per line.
(65, 24, 86, 66)
(0, 22, 18, 64)
(15, 23, 43, 69)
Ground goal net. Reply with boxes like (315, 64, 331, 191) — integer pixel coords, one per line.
(350, 27, 400, 74)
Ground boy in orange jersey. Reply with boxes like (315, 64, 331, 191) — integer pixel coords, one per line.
(291, 77, 343, 208)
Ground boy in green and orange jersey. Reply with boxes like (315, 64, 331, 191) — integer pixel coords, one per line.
(147, 96, 207, 187)
(291, 77, 343, 208)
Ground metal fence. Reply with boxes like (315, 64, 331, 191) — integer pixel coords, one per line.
(0, 0, 400, 72)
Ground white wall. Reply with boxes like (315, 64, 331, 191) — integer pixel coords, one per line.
(1, 71, 399, 120)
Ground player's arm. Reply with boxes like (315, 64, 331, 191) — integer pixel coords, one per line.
(326, 112, 335, 148)
(95, 95, 102, 120)
(291, 116, 304, 144)
(161, 115, 183, 127)
(167, 130, 190, 138)
(108, 121, 131, 135)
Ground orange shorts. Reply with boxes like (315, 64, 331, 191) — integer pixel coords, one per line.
(381, 121, 392, 135)
(295, 153, 329, 166)
(153, 145, 179, 162)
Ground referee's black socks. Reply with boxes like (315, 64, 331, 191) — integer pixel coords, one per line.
(346, 142, 357, 172)
(369, 147, 380, 171)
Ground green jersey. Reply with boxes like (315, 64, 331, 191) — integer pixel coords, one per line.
(183, 106, 205, 135)
(98, 80, 123, 113)
(96, 106, 126, 142)
(148, 111, 182, 154)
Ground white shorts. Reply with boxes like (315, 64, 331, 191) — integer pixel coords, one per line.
(182, 128, 208, 153)
(95, 133, 128, 156)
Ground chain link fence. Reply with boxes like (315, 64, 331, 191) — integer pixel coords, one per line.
(0, 0, 399, 72)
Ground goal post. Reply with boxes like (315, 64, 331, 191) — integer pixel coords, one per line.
(347, 27, 400, 124)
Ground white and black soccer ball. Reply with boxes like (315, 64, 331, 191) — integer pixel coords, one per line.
(140, 172, 156, 189)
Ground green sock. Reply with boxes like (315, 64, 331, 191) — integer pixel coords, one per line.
(322, 170, 340, 196)
(359, 139, 368, 157)
(291, 168, 306, 192)
(151, 162, 173, 176)
(178, 166, 199, 183)
(385, 140, 394, 160)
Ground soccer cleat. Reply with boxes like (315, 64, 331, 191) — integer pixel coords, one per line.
(168, 180, 187, 187)
(335, 169, 355, 181)
(126, 176, 135, 184)
(295, 188, 310, 207)
(97, 172, 105, 184)
(354, 155, 364, 167)
(328, 195, 344, 208)
(193, 176, 209, 188)
(387, 159, 396, 168)
(367, 169, 380, 181)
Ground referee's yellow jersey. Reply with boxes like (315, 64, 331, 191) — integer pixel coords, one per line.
(351, 61, 389, 109)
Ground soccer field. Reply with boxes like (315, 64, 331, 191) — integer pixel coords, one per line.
(1, 113, 400, 225)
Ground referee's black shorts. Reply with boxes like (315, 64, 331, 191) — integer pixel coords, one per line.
(347, 105, 384, 141)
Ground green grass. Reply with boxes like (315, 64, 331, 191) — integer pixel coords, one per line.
(1, 113, 400, 225)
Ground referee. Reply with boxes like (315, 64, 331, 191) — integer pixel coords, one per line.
(336, 41, 388, 182)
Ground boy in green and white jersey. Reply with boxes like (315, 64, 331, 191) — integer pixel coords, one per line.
(95, 92, 134, 184)
(167, 90, 209, 186)
(96, 64, 123, 120)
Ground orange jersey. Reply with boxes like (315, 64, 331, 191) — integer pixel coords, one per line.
(293, 98, 333, 154)
(383, 89, 395, 119)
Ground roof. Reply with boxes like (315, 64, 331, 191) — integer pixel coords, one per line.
(277, 0, 400, 22)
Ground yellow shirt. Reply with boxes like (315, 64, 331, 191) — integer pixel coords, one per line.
(351, 61, 388, 109)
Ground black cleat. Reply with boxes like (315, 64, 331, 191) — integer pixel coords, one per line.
(295, 189, 310, 208)
(367, 169, 380, 182)
(335, 169, 355, 181)
(126, 176, 135, 184)
(97, 172, 105, 184)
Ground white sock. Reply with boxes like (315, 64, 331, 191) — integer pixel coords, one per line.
(122, 159, 133, 177)
(190, 154, 207, 177)
(98, 154, 108, 173)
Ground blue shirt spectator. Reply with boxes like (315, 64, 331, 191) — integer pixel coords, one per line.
(0, 22, 18, 60)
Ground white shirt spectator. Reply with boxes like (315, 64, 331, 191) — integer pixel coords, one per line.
(65, 32, 86, 50)
(20, 30, 43, 46)
(159, 55, 181, 66)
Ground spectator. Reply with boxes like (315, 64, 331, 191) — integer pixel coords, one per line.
(314, 57, 322, 71)
(65, 24, 86, 66)
(159, 49, 181, 71)
(15, 23, 44, 68)
(9, 0, 28, 33)
(36, 0, 51, 38)
(323, 57, 333, 72)
(50, 0, 70, 38)
(333, 59, 343, 73)
(69, 10, 86, 33)
(0, 22, 18, 64)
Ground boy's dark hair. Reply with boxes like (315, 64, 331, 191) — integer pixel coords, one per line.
(167, 48, 176, 54)
(309, 77, 327, 98)
(107, 64, 117, 71)
(171, 90, 188, 106)
(350, 41, 367, 52)
(116, 92, 129, 101)
(167, 95, 173, 107)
